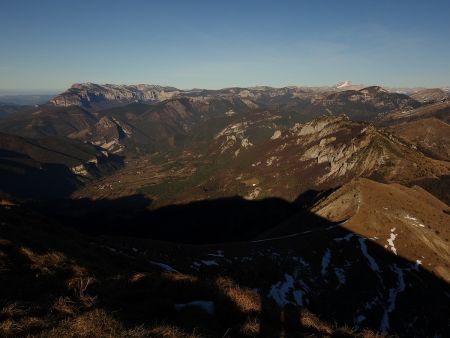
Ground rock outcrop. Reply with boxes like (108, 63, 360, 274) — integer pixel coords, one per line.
(49, 83, 180, 109)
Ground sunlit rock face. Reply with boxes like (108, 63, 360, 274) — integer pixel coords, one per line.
(49, 83, 180, 109)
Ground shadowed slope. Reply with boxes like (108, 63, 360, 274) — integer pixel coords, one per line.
(1, 181, 449, 337)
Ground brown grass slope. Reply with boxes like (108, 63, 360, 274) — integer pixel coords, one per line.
(379, 100, 450, 124)
(384, 117, 450, 161)
(311, 178, 450, 281)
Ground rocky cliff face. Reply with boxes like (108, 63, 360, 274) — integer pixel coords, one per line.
(49, 83, 180, 110)
(47, 83, 421, 118)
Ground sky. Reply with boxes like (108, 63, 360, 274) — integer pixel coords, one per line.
(1, 0, 450, 92)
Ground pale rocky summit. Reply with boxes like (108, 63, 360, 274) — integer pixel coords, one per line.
(49, 83, 180, 109)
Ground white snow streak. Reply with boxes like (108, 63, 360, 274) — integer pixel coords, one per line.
(356, 315, 366, 323)
(201, 260, 219, 266)
(358, 238, 380, 272)
(387, 228, 398, 255)
(149, 261, 178, 272)
(268, 274, 306, 307)
(380, 265, 405, 333)
(208, 250, 225, 258)
(404, 214, 426, 227)
(334, 233, 354, 242)
(334, 268, 346, 288)
(321, 249, 331, 276)
(269, 274, 296, 306)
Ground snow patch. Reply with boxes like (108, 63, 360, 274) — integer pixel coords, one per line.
(356, 315, 366, 323)
(358, 238, 380, 272)
(380, 265, 405, 333)
(334, 268, 346, 288)
(336, 80, 352, 88)
(387, 228, 398, 255)
(413, 260, 422, 271)
(149, 261, 178, 272)
(201, 260, 219, 266)
(268, 274, 306, 307)
(208, 250, 224, 258)
(321, 249, 331, 276)
(334, 233, 354, 242)
(293, 289, 305, 307)
(404, 214, 425, 227)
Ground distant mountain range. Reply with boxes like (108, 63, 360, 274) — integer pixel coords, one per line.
(0, 82, 448, 201)
(47, 82, 449, 110)
(0, 83, 423, 155)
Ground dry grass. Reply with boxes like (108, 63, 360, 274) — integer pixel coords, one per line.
(240, 316, 260, 336)
(51, 297, 77, 315)
(129, 272, 148, 282)
(19, 247, 67, 274)
(359, 329, 386, 338)
(0, 302, 41, 337)
(298, 310, 384, 338)
(0, 302, 26, 318)
(216, 277, 261, 313)
(41, 309, 122, 338)
(0, 239, 13, 246)
(39, 309, 203, 338)
(67, 275, 97, 307)
(146, 324, 203, 338)
(299, 310, 333, 335)
(162, 272, 199, 283)
(0, 316, 50, 337)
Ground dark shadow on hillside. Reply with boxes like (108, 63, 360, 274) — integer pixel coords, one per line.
(408, 174, 450, 205)
(2, 191, 450, 337)
(0, 149, 81, 199)
(0, 148, 124, 200)
(25, 189, 337, 244)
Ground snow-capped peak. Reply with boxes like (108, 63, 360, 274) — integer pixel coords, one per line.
(335, 80, 353, 89)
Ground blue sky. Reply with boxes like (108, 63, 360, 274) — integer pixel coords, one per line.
(1, 0, 450, 92)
